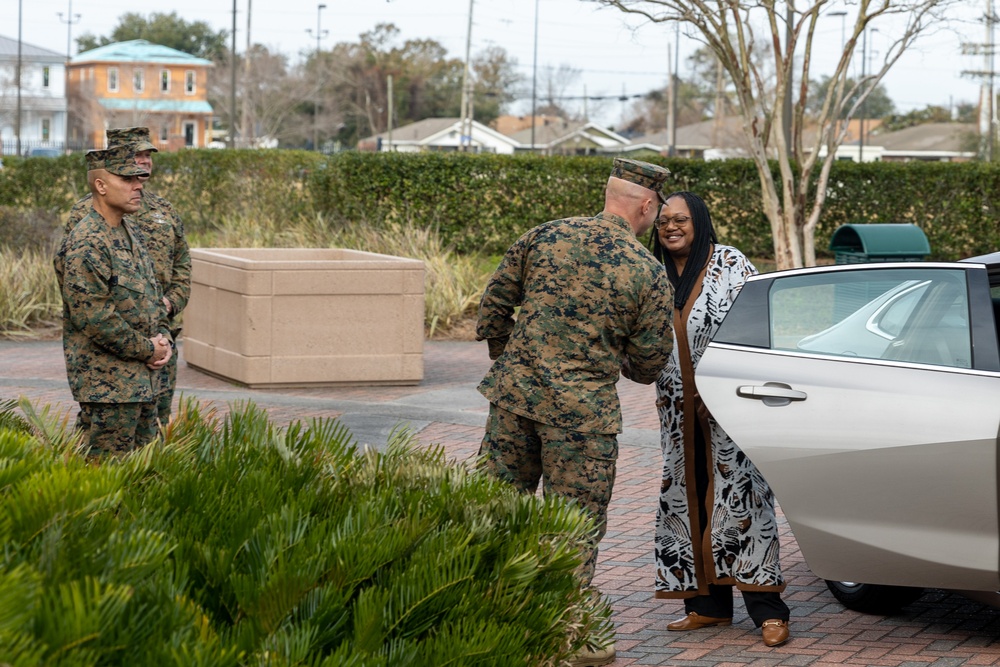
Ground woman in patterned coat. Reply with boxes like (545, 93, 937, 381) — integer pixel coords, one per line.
(649, 191, 791, 647)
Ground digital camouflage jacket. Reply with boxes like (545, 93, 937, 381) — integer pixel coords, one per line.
(477, 212, 674, 435)
(54, 210, 170, 403)
(66, 189, 191, 318)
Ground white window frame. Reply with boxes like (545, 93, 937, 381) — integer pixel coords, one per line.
(133, 68, 144, 93)
(42, 66, 50, 88)
(160, 69, 170, 93)
(184, 70, 196, 95)
(183, 121, 196, 147)
(160, 125, 169, 142)
(108, 67, 119, 92)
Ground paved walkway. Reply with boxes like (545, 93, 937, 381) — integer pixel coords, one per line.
(2, 338, 1000, 666)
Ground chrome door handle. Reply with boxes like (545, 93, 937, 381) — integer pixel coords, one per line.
(737, 383, 807, 406)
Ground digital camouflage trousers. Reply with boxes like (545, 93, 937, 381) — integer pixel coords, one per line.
(479, 403, 618, 587)
(77, 401, 158, 455)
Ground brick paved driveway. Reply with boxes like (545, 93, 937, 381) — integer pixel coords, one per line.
(2, 338, 999, 666)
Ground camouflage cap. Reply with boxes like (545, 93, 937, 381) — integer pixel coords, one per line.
(85, 146, 150, 177)
(610, 158, 671, 203)
(106, 126, 158, 152)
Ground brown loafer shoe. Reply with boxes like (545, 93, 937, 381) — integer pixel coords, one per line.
(761, 619, 790, 647)
(667, 611, 733, 631)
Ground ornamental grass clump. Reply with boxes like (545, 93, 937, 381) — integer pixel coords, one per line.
(0, 398, 611, 666)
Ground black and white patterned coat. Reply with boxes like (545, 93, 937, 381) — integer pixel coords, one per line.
(653, 245, 786, 597)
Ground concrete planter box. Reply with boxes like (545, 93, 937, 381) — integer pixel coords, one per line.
(183, 248, 425, 388)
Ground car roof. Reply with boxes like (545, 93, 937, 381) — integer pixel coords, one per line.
(959, 251, 1000, 283)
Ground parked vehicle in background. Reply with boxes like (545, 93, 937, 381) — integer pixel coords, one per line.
(26, 147, 62, 158)
(695, 253, 1000, 613)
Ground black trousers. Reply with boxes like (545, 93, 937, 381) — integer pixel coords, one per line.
(686, 416, 789, 627)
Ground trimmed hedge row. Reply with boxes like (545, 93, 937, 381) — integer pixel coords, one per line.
(2, 150, 998, 260)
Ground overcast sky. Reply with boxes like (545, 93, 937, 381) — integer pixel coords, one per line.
(7, 0, 990, 128)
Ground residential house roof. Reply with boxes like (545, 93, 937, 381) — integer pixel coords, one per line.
(71, 39, 213, 67)
(506, 119, 629, 151)
(360, 117, 522, 151)
(0, 35, 64, 61)
(870, 122, 977, 157)
(99, 99, 214, 114)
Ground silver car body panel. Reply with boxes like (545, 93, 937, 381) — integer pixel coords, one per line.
(696, 261, 1000, 592)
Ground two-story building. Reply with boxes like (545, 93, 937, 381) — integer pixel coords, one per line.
(0, 35, 69, 155)
(67, 39, 213, 150)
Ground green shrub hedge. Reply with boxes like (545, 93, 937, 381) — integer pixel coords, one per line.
(3, 150, 999, 260)
(0, 398, 611, 666)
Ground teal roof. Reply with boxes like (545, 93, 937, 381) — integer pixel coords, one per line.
(73, 40, 212, 67)
(829, 224, 931, 257)
(99, 99, 214, 114)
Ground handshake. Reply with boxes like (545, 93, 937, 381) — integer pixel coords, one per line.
(147, 333, 173, 370)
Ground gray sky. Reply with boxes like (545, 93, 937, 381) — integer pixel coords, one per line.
(7, 0, 988, 128)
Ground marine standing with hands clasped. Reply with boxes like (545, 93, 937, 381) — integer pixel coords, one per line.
(476, 158, 676, 667)
(65, 127, 191, 425)
(54, 146, 173, 454)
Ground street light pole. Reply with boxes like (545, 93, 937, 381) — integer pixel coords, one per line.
(57, 0, 81, 61)
(57, 0, 80, 153)
(306, 3, 328, 152)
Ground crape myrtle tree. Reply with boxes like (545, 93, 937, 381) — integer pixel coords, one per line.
(590, 0, 963, 269)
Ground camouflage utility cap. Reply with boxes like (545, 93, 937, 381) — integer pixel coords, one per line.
(611, 158, 671, 203)
(85, 146, 150, 177)
(107, 126, 157, 152)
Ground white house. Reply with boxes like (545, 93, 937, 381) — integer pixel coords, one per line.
(507, 119, 629, 155)
(359, 117, 521, 154)
(0, 35, 68, 156)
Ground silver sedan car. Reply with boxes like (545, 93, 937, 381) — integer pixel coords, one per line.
(696, 253, 1000, 613)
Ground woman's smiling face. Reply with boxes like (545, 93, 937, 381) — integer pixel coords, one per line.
(655, 196, 696, 258)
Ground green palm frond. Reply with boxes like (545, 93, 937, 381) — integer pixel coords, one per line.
(0, 399, 610, 665)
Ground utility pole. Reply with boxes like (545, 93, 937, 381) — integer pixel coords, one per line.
(859, 27, 867, 162)
(530, 0, 539, 151)
(306, 3, 328, 152)
(961, 0, 997, 160)
(16, 0, 22, 156)
(459, 0, 474, 152)
(667, 22, 679, 157)
(782, 3, 793, 150)
(241, 0, 253, 145)
(229, 0, 237, 148)
(387, 74, 393, 151)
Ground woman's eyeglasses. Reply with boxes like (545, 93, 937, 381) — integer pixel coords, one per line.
(654, 215, 691, 230)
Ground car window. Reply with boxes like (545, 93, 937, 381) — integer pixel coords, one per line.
(769, 268, 972, 368)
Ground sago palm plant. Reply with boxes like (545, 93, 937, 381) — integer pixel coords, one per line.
(0, 398, 611, 666)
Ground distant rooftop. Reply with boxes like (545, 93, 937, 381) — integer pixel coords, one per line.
(72, 39, 213, 67)
(0, 35, 65, 60)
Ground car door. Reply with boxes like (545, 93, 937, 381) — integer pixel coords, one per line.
(696, 262, 1000, 591)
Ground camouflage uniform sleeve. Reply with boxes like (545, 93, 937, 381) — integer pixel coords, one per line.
(476, 231, 532, 360)
(621, 267, 674, 385)
(63, 243, 157, 362)
(63, 195, 93, 237)
(163, 203, 191, 316)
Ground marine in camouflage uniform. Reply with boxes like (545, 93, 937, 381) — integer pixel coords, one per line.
(64, 127, 191, 425)
(477, 158, 676, 587)
(54, 146, 172, 454)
